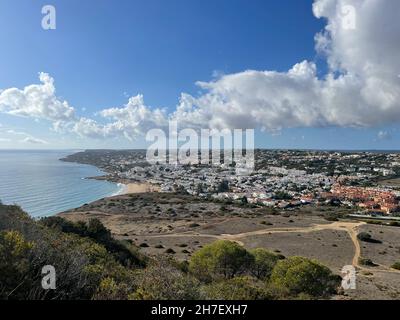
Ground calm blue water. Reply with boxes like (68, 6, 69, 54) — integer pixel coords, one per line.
(0, 150, 123, 217)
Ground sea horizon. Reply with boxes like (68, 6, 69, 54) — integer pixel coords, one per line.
(2, 148, 400, 153)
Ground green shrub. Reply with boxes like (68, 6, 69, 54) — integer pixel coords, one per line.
(0, 203, 137, 300)
(249, 248, 281, 280)
(0, 230, 34, 299)
(189, 240, 254, 282)
(203, 276, 270, 300)
(357, 232, 382, 243)
(391, 262, 400, 270)
(358, 232, 371, 241)
(41, 216, 146, 268)
(132, 259, 201, 300)
(389, 222, 400, 227)
(165, 248, 176, 254)
(270, 256, 339, 298)
(358, 257, 378, 267)
(93, 277, 132, 300)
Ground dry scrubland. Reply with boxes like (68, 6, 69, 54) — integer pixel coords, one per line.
(61, 192, 400, 300)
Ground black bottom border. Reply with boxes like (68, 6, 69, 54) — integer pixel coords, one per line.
(1, 300, 397, 319)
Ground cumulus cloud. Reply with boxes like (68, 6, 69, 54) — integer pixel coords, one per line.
(0, 74, 167, 141)
(72, 95, 168, 140)
(172, 0, 400, 131)
(0, 73, 75, 124)
(1, 0, 400, 140)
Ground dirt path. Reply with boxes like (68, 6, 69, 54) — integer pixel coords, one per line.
(144, 221, 364, 258)
(144, 220, 400, 274)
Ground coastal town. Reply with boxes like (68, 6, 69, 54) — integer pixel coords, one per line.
(63, 149, 400, 217)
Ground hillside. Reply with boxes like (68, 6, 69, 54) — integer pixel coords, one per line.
(1, 201, 343, 300)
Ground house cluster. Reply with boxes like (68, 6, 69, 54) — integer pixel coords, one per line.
(69, 149, 400, 216)
(329, 184, 400, 214)
(117, 162, 335, 210)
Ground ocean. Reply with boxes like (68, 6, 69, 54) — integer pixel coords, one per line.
(0, 150, 123, 218)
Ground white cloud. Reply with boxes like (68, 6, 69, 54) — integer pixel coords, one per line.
(0, 75, 167, 141)
(3, 128, 48, 145)
(0, 73, 75, 124)
(6, 129, 27, 135)
(172, 0, 400, 132)
(72, 94, 168, 140)
(20, 136, 48, 145)
(377, 130, 391, 141)
(1, 0, 400, 141)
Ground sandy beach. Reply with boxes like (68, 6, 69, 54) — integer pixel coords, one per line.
(121, 182, 160, 194)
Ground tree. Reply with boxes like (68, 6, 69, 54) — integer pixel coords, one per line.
(270, 256, 339, 297)
(249, 248, 281, 280)
(188, 240, 254, 282)
(87, 218, 112, 242)
(41, 216, 146, 268)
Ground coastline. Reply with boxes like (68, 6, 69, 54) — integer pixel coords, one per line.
(112, 181, 160, 196)
(84, 175, 160, 195)
(0, 150, 128, 218)
(62, 160, 160, 197)
(120, 182, 160, 194)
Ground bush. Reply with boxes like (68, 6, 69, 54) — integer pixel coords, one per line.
(357, 232, 371, 241)
(358, 257, 378, 267)
(93, 277, 133, 300)
(0, 230, 34, 299)
(189, 240, 254, 282)
(41, 216, 146, 268)
(0, 203, 137, 300)
(357, 232, 382, 244)
(249, 248, 281, 280)
(203, 276, 270, 300)
(270, 256, 339, 298)
(189, 223, 200, 228)
(391, 262, 400, 270)
(132, 259, 201, 300)
(389, 222, 400, 227)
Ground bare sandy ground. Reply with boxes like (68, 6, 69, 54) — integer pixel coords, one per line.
(60, 193, 400, 299)
(122, 183, 160, 194)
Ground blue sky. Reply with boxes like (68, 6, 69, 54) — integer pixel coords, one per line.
(0, 0, 399, 149)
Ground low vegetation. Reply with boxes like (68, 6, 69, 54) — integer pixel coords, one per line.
(357, 232, 382, 244)
(0, 203, 341, 300)
(392, 262, 400, 270)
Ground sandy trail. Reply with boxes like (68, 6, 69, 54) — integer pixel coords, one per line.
(143, 221, 364, 257)
(144, 220, 400, 274)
